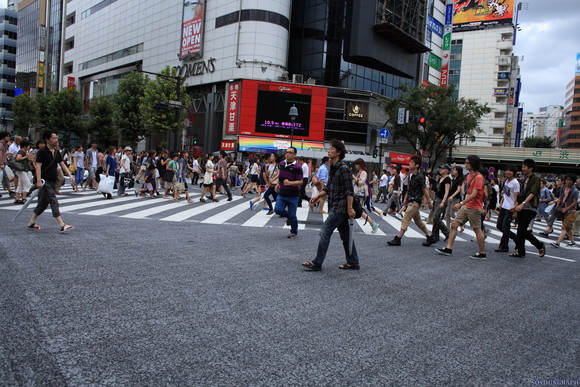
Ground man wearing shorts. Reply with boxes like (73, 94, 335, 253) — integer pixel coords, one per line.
(436, 155, 487, 259)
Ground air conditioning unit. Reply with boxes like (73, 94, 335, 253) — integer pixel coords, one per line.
(277, 75, 289, 82)
(305, 78, 316, 85)
(292, 74, 304, 83)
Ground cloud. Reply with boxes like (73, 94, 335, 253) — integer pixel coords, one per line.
(513, 0, 580, 112)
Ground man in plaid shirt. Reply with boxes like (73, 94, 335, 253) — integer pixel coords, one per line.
(302, 139, 359, 271)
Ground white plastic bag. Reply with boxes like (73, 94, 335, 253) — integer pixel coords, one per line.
(97, 174, 114, 194)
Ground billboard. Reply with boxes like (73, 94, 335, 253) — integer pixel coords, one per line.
(576, 52, 580, 75)
(238, 80, 327, 142)
(238, 136, 324, 152)
(179, 1, 205, 60)
(452, 0, 515, 30)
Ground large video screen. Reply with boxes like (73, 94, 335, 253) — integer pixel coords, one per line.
(255, 90, 311, 137)
(452, 0, 514, 30)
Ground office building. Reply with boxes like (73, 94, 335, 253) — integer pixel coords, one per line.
(15, 0, 46, 95)
(559, 75, 580, 149)
(521, 105, 563, 142)
(0, 7, 17, 131)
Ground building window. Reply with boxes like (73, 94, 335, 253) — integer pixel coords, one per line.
(81, 0, 117, 20)
(493, 127, 504, 135)
(66, 12, 75, 27)
(64, 37, 74, 51)
(78, 43, 144, 71)
(215, 9, 290, 30)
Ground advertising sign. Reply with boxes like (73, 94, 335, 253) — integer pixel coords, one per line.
(515, 107, 523, 147)
(577, 52, 580, 75)
(179, 0, 205, 60)
(37, 62, 44, 88)
(494, 88, 509, 96)
(238, 80, 327, 142)
(427, 15, 444, 37)
(238, 136, 323, 152)
(445, 4, 453, 25)
(389, 152, 413, 165)
(497, 72, 510, 79)
(67, 77, 76, 89)
(220, 140, 236, 151)
(428, 53, 442, 71)
(452, 0, 515, 30)
(514, 78, 521, 107)
(225, 82, 240, 134)
(345, 101, 369, 122)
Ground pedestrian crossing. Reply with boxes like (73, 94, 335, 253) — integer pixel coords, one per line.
(1, 186, 578, 256)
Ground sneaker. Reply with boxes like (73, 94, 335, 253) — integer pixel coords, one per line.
(267, 210, 275, 215)
(494, 248, 509, 253)
(371, 222, 379, 234)
(566, 242, 576, 247)
(539, 231, 550, 237)
(435, 247, 452, 256)
(287, 233, 297, 239)
(249, 200, 254, 210)
(469, 252, 487, 260)
(550, 242, 560, 248)
(227, 197, 233, 201)
(387, 236, 401, 246)
(422, 235, 437, 247)
(134, 191, 139, 197)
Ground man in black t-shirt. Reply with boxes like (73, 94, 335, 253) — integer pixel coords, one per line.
(425, 164, 452, 245)
(26, 131, 76, 232)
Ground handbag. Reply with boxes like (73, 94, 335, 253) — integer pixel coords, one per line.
(544, 203, 555, 215)
(163, 170, 175, 182)
(97, 174, 114, 194)
(352, 196, 364, 219)
(7, 156, 27, 172)
(68, 162, 77, 173)
(122, 175, 135, 188)
(174, 179, 185, 192)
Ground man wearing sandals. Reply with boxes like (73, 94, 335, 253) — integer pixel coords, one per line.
(302, 139, 359, 271)
(26, 131, 75, 232)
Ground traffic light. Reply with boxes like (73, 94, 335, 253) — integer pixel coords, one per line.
(411, 115, 426, 124)
(373, 147, 378, 158)
(193, 135, 198, 145)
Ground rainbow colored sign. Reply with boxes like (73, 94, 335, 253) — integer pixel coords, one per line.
(238, 136, 324, 152)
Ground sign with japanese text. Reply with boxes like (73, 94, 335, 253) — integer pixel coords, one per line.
(452, 0, 515, 30)
(427, 15, 444, 37)
(494, 88, 509, 96)
(428, 53, 442, 71)
(226, 82, 240, 134)
(180, 0, 205, 60)
(220, 140, 236, 151)
(67, 77, 76, 89)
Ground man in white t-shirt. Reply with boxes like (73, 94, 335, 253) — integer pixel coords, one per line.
(495, 164, 520, 252)
(376, 169, 389, 203)
(117, 146, 133, 196)
(298, 157, 309, 207)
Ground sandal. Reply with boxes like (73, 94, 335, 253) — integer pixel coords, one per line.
(60, 225, 75, 233)
(339, 263, 360, 270)
(538, 245, 546, 258)
(27, 223, 41, 230)
(509, 252, 525, 258)
(302, 261, 321, 271)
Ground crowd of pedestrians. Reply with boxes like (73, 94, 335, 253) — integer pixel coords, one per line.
(1, 130, 579, 269)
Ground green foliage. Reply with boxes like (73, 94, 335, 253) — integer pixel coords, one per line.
(522, 136, 554, 148)
(113, 71, 148, 143)
(383, 84, 491, 168)
(35, 93, 51, 129)
(140, 66, 186, 136)
(47, 88, 85, 145)
(87, 96, 117, 146)
(12, 93, 38, 134)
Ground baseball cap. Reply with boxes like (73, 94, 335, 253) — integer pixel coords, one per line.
(124, 146, 133, 151)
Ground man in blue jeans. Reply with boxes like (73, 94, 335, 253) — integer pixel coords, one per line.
(302, 139, 359, 271)
(275, 146, 303, 238)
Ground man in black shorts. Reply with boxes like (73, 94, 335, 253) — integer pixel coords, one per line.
(27, 131, 76, 232)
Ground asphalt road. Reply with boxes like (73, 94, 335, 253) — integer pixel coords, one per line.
(1, 207, 578, 386)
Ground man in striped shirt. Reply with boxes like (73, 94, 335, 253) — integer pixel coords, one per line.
(275, 147, 303, 238)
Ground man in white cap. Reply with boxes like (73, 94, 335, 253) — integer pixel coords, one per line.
(117, 146, 133, 196)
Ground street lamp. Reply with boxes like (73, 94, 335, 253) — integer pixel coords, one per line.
(288, 105, 298, 147)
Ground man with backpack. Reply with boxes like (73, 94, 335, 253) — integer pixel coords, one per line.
(302, 139, 359, 271)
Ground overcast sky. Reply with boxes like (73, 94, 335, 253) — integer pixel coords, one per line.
(1, 0, 577, 113)
(513, 0, 579, 113)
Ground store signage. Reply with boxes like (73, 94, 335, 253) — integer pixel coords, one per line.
(427, 16, 444, 37)
(494, 88, 509, 96)
(179, 0, 206, 60)
(238, 136, 324, 152)
(345, 101, 368, 122)
(389, 152, 413, 165)
(497, 72, 510, 79)
(173, 57, 216, 80)
(67, 77, 75, 89)
(452, 0, 515, 30)
(428, 53, 442, 71)
(226, 82, 240, 134)
(220, 140, 236, 151)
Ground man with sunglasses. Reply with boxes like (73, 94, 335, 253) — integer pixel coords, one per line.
(275, 147, 303, 238)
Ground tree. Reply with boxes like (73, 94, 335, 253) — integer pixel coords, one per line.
(36, 93, 51, 129)
(87, 96, 117, 146)
(523, 136, 554, 148)
(113, 71, 148, 143)
(382, 84, 491, 168)
(12, 93, 38, 135)
(47, 89, 84, 146)
(140, 66, 186, 141)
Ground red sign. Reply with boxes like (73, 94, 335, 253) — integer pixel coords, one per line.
(238, 80, 327, 142)
(180, 0, 205, 59)
(67, 76, 76, 89)
(389, 152, 413, 165)
(440, 62, 449, 87)
(226, 82, 240, 134)
(220, 140, 236, 151)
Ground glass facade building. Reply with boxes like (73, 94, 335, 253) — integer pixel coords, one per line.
(0, 8, 18, 129)
(16, 0, 45, 93)
(46, 0, 63, 92)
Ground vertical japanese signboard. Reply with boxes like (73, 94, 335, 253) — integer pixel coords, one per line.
(180, 0, 205, 60)
(440, 2, 453, 87)
(226, 82, 240, 134)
